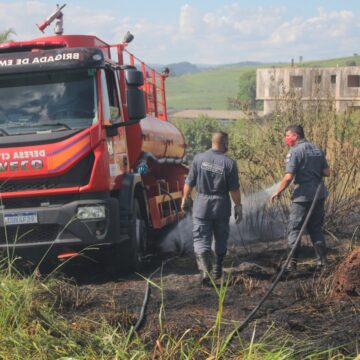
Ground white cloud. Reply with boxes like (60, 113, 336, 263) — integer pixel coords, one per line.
(0, 2, 359, 64)
(179, 4, 196, 36)
(203, 5, 285, 37)
(269, 8, 355, 45)
(25, 1, 48, 15)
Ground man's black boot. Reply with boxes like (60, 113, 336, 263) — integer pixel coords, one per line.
(286, 246, 299, 273)
(286, 257, 298, 272)
(212, 254, 224, 280)
(314, 241, 327, 268)
(196, 252, 212, 286)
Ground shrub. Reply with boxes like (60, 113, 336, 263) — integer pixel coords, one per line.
(171, 115, 221, 162)
(227, 88, 360, 234)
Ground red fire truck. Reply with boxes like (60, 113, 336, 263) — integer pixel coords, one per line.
(0, 6, 187, 272)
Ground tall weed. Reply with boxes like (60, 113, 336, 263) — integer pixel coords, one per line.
(228, 86, 360, 234)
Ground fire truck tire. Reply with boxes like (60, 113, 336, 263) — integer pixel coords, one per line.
(105, 198, 146, 274)
(122, 198, 147, 272)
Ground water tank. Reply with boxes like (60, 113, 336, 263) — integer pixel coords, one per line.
(140, 116, 185, 159)
(125, 116, 186, 169)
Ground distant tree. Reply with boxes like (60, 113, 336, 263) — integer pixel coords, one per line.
(346, 60, 357, 66)
(171, 115, 220, 162)
(0, 28, 16, 43)
(228, 69, 263, 111)
(238, 69, 257, 108)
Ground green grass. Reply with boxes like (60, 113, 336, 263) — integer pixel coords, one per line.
(165, 55, 360, 111)
(301, 54, 360, 67)
(0, 263, 355, 359)
(166, 66, 255, 111)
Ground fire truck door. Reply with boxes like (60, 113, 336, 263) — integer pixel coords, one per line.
(102, 69, 129, 188)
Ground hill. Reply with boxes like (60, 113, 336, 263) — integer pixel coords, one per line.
(152, 61, 268, 78)
(301, 54, 360, 67)
(166, 66, 255, 111)
(167, 61, 200, 76)
(165, 55, 360, 111)
(152, 61, 201, 76)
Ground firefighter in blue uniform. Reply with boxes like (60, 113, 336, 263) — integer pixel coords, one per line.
(272, 124, 331, 270)
(181, 131, 242, 285)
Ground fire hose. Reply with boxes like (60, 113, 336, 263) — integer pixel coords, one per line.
(128, 256, 177, 340)
(128, 187, 182, 340)
(129, 182, 323, 342)
(226, 181, 323, 344)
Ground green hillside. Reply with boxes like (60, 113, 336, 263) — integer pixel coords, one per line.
(166, 66, 255, 111)
(165, 55, 360, 111)
(303, 54, 360, 67)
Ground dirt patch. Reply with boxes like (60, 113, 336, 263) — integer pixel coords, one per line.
(55, 239, 360, 357)
(332, 246, 360, 300)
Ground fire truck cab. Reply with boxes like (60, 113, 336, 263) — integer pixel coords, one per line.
(0, 32, 187, 272)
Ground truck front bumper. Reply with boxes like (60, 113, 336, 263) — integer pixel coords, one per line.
(0, 197, 122, 250)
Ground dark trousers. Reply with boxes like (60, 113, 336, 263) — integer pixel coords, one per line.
(288, 199, 326, 249)
(193, 217, 230, 256)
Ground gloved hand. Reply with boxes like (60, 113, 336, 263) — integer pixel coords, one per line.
(181, 196, 193, 212)
(234, 204, 243, 224)
(137, 162, 149, 175)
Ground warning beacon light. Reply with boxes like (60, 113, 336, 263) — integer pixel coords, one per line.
(37, 4, 66, 35)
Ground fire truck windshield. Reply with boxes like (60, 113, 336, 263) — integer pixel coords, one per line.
(0, 69, 97, 135)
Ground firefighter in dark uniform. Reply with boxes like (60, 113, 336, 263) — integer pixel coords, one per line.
(272, 124, 331, 270)
(181, 131, 242, 284)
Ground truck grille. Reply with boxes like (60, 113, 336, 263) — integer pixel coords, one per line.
(0, 152, 94, 193)
(0, 183, 58, 192)
(0, 225, 60, 245)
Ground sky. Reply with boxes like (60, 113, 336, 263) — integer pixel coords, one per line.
(0, 1, 360, 65)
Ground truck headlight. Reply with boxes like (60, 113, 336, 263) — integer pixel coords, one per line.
(77, 205, 106, 220)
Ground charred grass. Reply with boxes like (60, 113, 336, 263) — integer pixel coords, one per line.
(0, 85, 359, 358)
(0, 238, 358, 359)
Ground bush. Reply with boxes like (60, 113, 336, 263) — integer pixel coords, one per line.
(227, 89, 360, 234)
(171, 115, 221, 162)
(228, 69, 263, 111)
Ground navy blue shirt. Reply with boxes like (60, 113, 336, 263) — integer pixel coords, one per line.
(285, 139, 329, 202)
(185, 149, 240, 219)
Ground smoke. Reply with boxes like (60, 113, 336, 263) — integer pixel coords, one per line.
(159, 182, 286, 254)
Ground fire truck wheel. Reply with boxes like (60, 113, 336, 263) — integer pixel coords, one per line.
(105, 198, 146, 275)
(124, 199, 147, 272)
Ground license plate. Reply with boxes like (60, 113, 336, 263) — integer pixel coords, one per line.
(4, 212, 38, 226)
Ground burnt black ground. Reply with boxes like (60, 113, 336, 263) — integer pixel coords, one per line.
(53, 239, 360, 358)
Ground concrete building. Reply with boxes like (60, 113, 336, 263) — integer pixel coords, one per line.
(257, 67, 360, 115)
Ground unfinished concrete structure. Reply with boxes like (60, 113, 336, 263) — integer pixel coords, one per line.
(257, 67, 360, 114)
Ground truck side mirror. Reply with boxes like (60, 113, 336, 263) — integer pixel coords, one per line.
(125, 69, 146, 121)
(125, 69, 144, 87)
